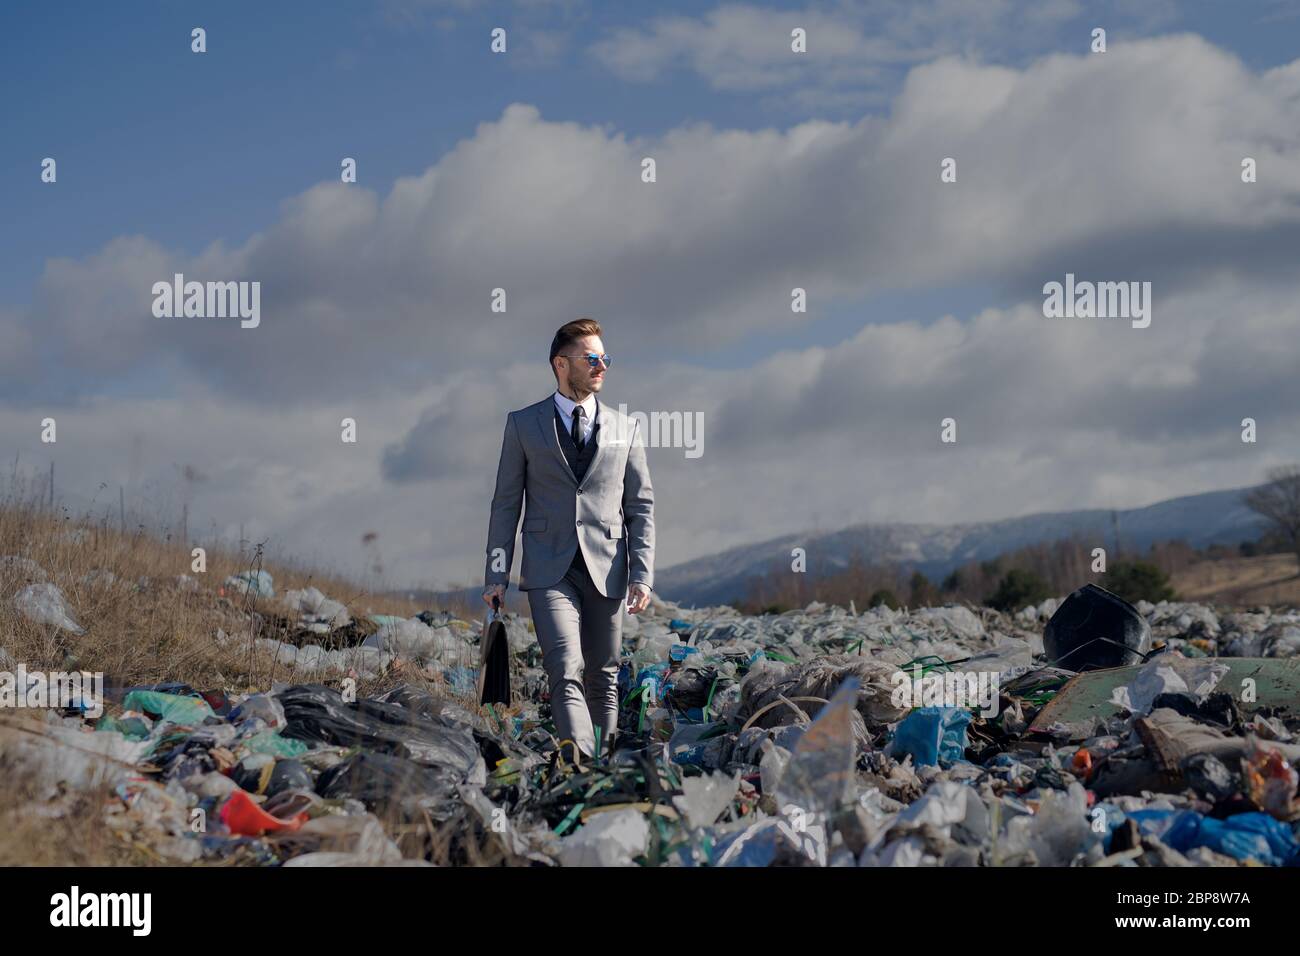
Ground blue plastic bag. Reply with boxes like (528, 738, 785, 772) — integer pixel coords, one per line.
(1127, 809, 1299, 866)
(223, 570, 274, 598)
(887, 706, 972, 767)
(669, 643, 699, 663)
(442, 666, 478, 695)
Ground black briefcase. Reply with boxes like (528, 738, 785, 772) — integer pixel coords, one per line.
(477, 595, 513, 706)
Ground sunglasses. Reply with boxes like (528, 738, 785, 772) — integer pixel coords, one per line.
(564, 352, 612, 369)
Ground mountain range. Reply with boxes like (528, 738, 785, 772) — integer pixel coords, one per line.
(651, 484, 1268, 608)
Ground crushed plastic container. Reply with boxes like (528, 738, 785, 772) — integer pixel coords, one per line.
(1044, 583, 1151, 669)
(776, 677, 860, 816)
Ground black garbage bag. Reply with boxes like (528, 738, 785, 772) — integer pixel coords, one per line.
(278, 684, 480, 776)
(1043, 583, 1151, 670)
(375, 684, 479, 726)
(228, 754, 313, 797)
(155, 733, 224, 781)
(376, 684, 543, 773)
(666, 666, 719, 710)
(1151, 691, 1240, 729)
(230, 757, 273, 795)
(268, 759, 314, 798)
(316, 751, 463, 823)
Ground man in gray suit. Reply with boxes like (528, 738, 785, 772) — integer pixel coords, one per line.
(483, 318, 654, 766)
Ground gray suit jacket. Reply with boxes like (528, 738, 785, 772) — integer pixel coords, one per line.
(485, 395, 654, 598)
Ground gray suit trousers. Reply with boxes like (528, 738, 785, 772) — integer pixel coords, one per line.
(527, 552, 622, 758)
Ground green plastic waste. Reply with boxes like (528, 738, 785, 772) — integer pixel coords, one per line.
(242, 729, 310, 757)
(121, 690, 213, 726)
(95, 713, 153, 740)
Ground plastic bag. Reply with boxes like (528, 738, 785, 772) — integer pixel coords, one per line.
(1110, 656, 1230, 716)
(274, 813, 404, 864)
(223, 570, 274, 598)
(13, 583, 84, 634)
(279, 684, 480, 775)
(887, 706, 972, 767)
(559, 809, 649, 867)
(316, 750, 463, 823)
(1, 722, 151, 794)
(672, 770, 740, 829)
(281, 586, 350, 629)
(230, 693, 286, 728)
(241, 729, 309, 758)
(122, 690, 214, 726)
(712, 815, 827, 867)
(367, 618, 463, 664)
(896, 779, 989, 844)
(1128, 809, 1299, 866)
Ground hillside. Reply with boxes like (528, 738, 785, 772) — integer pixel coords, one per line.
(654, 485, 1268, 608)
(1171, 552, 1300, 606)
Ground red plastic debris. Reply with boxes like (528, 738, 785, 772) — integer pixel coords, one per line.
(219, 789, 308, 836)
(1072, 748, 1093, 777)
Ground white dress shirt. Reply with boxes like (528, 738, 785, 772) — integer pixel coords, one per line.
(553, 390, 596, 444)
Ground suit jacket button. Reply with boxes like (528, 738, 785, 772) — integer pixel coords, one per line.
(576, 488, 583, 495)
(576, 520, 583, 525)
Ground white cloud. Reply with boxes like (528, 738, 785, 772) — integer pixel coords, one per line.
(5, 34, 1300, 588)
(588, 0, 1168, 108)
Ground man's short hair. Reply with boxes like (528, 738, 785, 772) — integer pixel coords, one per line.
(549, 318, 603, 365)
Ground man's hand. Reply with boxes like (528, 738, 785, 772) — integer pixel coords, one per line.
(482, 583, 506, 606)
(627, 583, 651, 615)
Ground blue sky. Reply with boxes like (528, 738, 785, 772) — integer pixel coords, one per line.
(5, 2, 737, 300)
(2, 1, 1300, 589)
(5, 0, 1297, 352)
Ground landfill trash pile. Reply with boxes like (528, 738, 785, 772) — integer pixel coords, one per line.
(206, 571, 514, 682)
(5, 568, 1300, 867)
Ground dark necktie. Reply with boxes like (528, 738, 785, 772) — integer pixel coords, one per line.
(571, 406, 585, 451)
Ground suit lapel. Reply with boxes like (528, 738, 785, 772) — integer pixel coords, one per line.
(579, 399, 607, 491)
(537, 396, 578, 485)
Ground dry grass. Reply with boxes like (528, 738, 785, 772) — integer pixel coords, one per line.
(0, 492, 499, 866)
(1171, 552, 1300, 606)
(0, 496, 480, 690)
